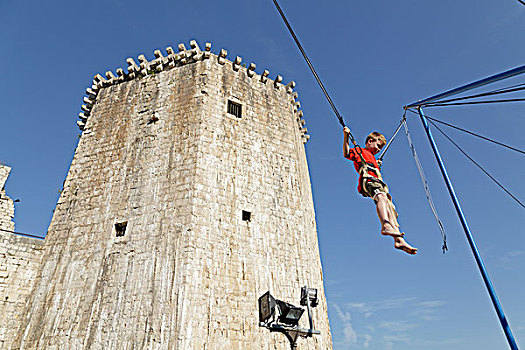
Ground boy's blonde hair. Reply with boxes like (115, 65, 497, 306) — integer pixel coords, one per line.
(366, 132, 386, 148)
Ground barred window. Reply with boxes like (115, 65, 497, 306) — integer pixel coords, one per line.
(227, 100, 242, 118)
(115, 222, 127, 237)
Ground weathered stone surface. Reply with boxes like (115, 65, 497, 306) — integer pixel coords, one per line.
(0, 232, 44, 349)
(14, 52, 332, 349)
(0, 166, 45, 349)
(0, 165, 15, 233)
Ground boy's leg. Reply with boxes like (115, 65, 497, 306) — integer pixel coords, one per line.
(372, 189, 418, 255)
(374, 193, 403, 237)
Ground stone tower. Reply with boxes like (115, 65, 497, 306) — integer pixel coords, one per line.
(14, 41, 332, 349)
(0, 166, 44, 349)
(0, 165, 15, 233)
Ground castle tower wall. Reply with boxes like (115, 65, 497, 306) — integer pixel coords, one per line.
(0, 165, 44, 349)
(14, 43, 332, 349)
(0, 232, 43, 349)
(0, 165, 15, 232)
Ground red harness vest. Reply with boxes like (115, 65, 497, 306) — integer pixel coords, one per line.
(345, 147, 381, 195)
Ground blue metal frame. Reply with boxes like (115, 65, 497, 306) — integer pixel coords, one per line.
(405, 64, 525, 108)
(405, 65, 525, 349)
(417, 107, 518, 350)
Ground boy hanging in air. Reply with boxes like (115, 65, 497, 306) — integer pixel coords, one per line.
(343, 127, 418, 255)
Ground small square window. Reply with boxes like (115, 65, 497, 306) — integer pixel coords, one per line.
(115, 222, 127, 237)
(227, 100, 242, 118)
(242, 210, 251, 222)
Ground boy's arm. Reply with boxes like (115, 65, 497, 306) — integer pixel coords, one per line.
(343, 127, 354, 160)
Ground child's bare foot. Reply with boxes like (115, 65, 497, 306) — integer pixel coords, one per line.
(382, 230, 404, 238)
(394, 237, 418, 255)
(381, 223, 404, 238)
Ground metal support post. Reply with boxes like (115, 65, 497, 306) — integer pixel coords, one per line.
(417, 107, 519, 350)
(306, 299, 313, 331)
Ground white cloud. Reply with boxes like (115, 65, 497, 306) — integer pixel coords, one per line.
(501, 250, 525, 266)
(363, 334, 372, 348)
(333, 304, 358, 346)
(331, 297, 446, 348)
(379, 321, 417, 332)
(348, 302, 368, 311)
(416, 300, 446, 308)
(383, 334, 411, 350)
(345, 297, 417, 318)
(413, 300, 446, 321)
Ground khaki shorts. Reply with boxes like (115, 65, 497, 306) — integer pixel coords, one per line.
(362, 177, 399, 227)
(361, 178, 388, 200)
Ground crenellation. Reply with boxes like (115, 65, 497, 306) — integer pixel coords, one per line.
(204, 42, 212, 56)
(126, 57, 140, 76)
(293, 107, 309, 143)
(154, 49, 164, 59)
(83, 96, 94, 106)
(247, 63, 256, 77)
(105, 71, 117, 84)
(232, 56, 242, 71)
(178, 43, 188, 65)
(261, 69, 269, 83)
(218, 48, 227, 65)
(294, 100, 301, 111)
(86, 87, 98, 98)
(93, 73, 107, 88)
(165, 47, 178, 68)
(285, 80, 296, 94)
(115, 68, 126, 82)
(150, 59, 163, 72)
(137, 54, 148, 65)
(165, 46, 175, 56)
(75, 40, 313, 152)
(137, 54, 150, 75)
(184, 48, 196, 62)
(152, 50, 167, 71)
(190, 40, 201, 53)
(273, 74, 283, 88)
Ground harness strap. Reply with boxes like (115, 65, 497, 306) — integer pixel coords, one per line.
(359, 163, 384, 182)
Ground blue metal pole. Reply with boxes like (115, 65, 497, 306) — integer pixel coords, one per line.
(417, 107, 519, 350)
(406, 64, 525, 108)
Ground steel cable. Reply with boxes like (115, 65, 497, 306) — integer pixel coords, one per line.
(403, 120, 448, 253)
(406, 109, 525, 155)
(271, 0, 350, 135)
(427, 119, 525, 209)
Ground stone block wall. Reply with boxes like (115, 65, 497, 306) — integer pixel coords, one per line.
(14, 41, 331, 349)
(0, 232, 44, 349)
(0, 165, 15, 232)
(0, 165, 44, 349)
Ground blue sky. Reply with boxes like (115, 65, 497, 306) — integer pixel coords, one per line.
(1, 1, 524, 349)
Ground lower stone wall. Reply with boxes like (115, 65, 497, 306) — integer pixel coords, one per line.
(0, 232, 44, 349)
